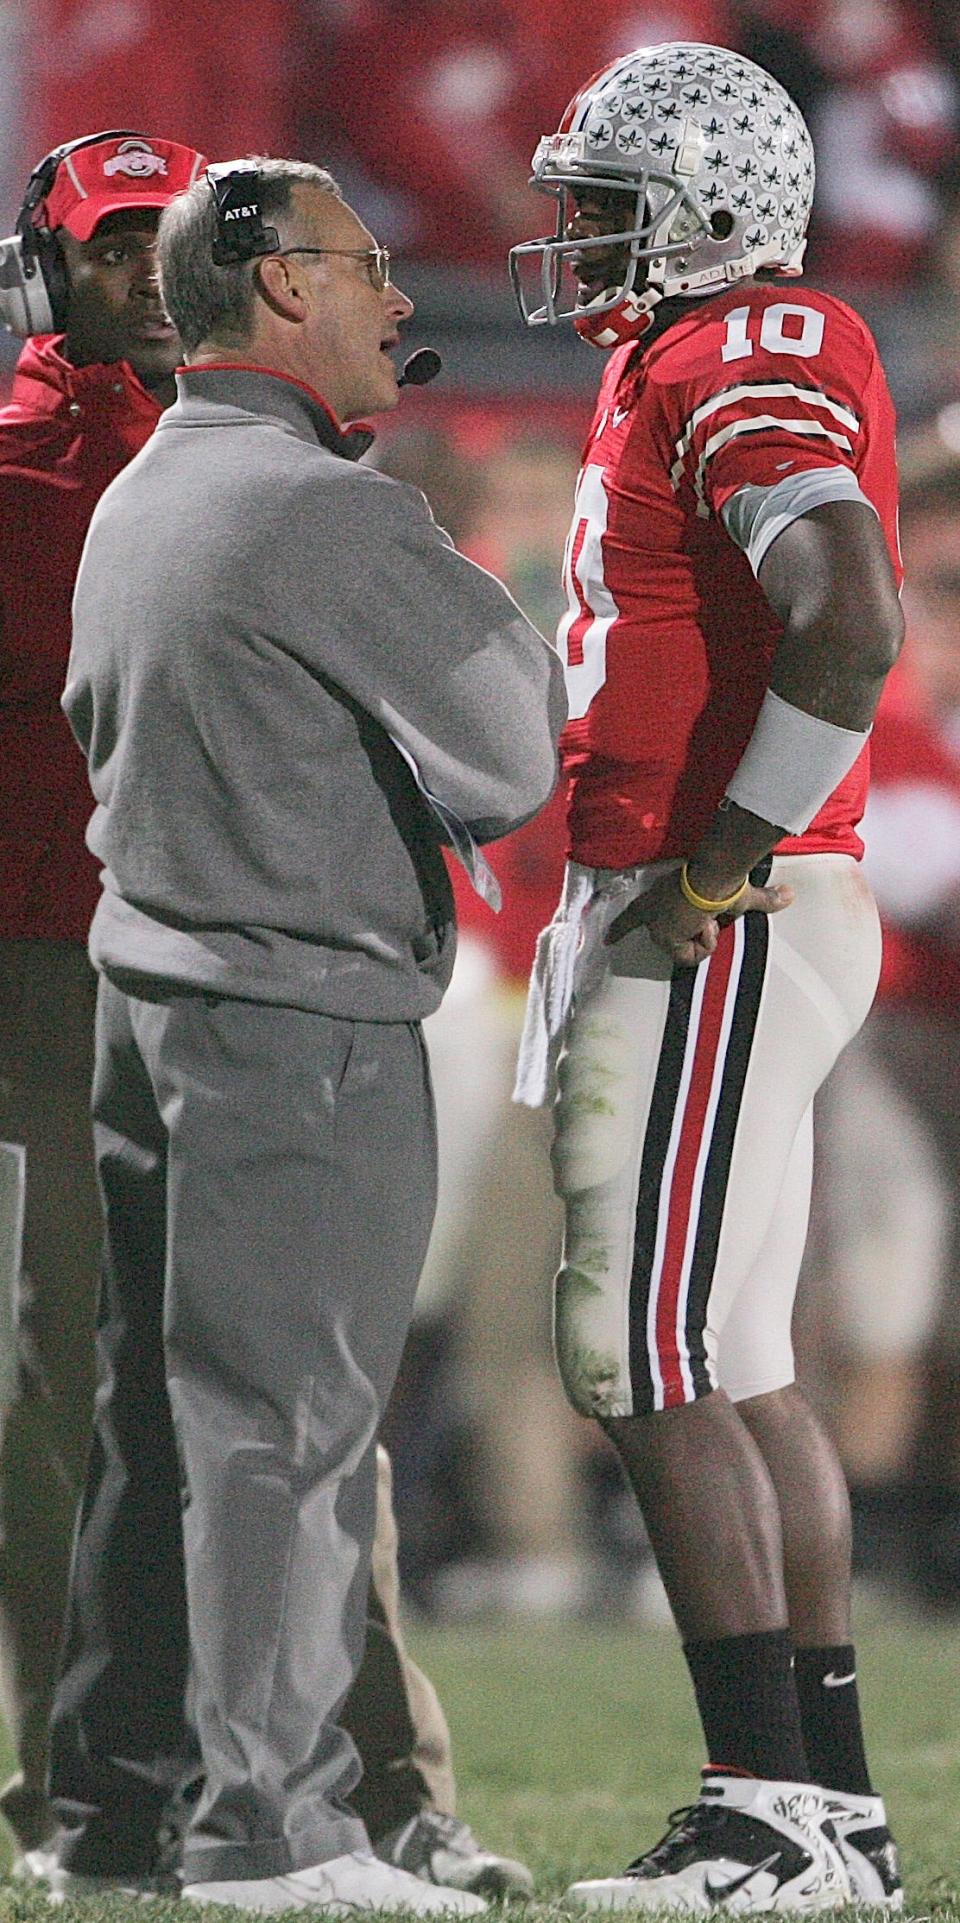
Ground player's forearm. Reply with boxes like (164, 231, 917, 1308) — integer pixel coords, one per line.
(682, 503, 905, 898)
(685, 610, 903, 902)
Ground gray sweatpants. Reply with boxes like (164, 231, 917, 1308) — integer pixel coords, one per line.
(49, 977, 436, 1885)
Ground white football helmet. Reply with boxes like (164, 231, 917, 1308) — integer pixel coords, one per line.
(509, 42, 815, 347)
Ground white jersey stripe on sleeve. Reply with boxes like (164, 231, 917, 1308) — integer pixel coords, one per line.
(670, 381, 861, 492)
(689, 416, 854, 515)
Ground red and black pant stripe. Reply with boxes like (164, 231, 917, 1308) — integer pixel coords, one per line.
(627, 910, 770, 1412)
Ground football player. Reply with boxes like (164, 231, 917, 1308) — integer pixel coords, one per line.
(510, 42, 905, 1914)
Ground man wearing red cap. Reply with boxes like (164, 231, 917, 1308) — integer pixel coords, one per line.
(0, 131, 532, 1901)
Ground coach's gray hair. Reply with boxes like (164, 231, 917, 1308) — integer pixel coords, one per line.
(157, 157, 341, 355)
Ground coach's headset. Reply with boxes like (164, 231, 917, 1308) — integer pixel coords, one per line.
(0, 129, 157, 338)
(206, 159, 281, 266)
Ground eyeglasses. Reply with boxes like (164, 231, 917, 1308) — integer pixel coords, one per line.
(280, 244, 392, 291)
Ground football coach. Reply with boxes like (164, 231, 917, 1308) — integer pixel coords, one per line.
(55, 154, 565, 1914)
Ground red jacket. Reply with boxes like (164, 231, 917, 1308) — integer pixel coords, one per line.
(0, 335, 161, 940)
(869, 669, 960, 1013)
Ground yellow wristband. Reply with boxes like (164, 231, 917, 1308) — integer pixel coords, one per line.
(678, 863, 749, 915)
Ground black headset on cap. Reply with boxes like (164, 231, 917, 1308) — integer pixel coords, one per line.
(0, 129, 146, 337)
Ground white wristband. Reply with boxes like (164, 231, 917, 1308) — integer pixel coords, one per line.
(725, 689, 870, 834)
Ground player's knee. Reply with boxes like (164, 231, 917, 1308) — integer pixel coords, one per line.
(550, 1107, 628, 1197)
(721, 1344, 795, 1405)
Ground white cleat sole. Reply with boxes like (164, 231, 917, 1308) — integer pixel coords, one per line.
(182, 1849, 488, 1915)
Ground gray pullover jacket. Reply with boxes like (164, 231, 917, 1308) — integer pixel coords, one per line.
(62, 367, 566, 1019)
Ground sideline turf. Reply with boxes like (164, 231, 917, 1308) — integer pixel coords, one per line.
(0, 1617, 957, 1920)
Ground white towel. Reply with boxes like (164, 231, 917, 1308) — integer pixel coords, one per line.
(513, 859, 672, 1108)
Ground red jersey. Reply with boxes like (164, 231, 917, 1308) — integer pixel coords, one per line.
(448, 783, 568, 981)
(558, 282, 901, 869)
(0, 335, 161, 940)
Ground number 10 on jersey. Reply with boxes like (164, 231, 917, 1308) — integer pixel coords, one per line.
(721, 301, 826, 362)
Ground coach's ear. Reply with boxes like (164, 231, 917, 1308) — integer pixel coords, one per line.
(255, 252, 311, 322)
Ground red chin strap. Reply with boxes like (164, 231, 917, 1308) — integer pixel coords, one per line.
(574, 283, 663, 349)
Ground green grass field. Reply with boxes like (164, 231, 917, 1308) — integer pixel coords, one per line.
(0, 1613, 957, 1922)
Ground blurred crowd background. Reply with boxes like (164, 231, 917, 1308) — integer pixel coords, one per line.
(4, 0, 960, 1622)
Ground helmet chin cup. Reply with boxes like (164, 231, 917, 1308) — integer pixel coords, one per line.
(573, 283, 664, 348)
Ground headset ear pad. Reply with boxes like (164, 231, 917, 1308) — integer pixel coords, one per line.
(22, 220, 71, 335)
(0, 215, 69, 339)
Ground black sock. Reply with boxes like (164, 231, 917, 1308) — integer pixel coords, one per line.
(794, 1643, 873, 1795)
(683, 1628, 808, 1781)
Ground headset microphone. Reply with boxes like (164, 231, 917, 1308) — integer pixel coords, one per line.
(397, 348, 442, 388)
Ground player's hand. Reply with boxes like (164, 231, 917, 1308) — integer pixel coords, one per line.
(606, 869, 794, 966)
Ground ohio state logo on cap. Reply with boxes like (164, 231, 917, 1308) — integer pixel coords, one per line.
(102, 139, 169, 180)
(41, 133, 207, 240)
